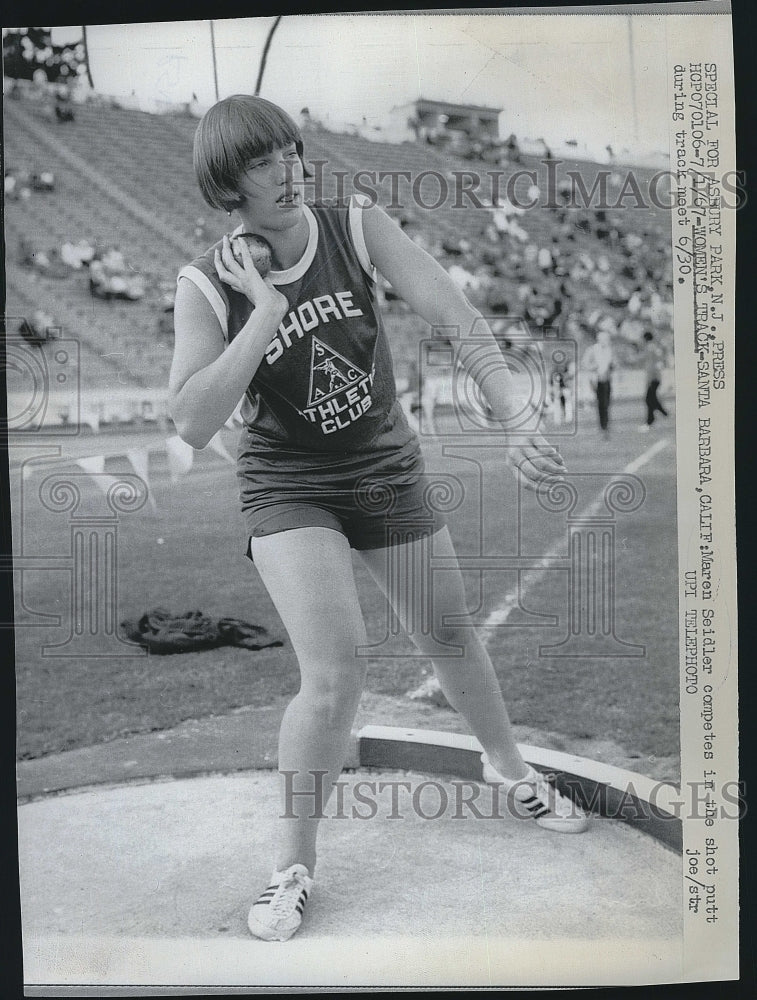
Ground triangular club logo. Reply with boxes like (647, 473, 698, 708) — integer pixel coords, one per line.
(306, 336, 368, 406)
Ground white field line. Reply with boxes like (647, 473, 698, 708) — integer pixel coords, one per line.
(480, 436, 670, 643)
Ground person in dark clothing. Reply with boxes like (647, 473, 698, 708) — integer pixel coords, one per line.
(638, 330, 669, 432)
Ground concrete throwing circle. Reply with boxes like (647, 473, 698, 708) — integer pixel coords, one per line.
(19, 768, 683, 988)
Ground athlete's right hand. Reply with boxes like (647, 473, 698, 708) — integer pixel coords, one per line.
(215, 235, 288, 318)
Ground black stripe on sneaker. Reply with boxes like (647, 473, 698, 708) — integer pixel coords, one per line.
(255, 899, 271, 906)
(296, 903, 304, 915)
(521, 796, 551, 817)
(258, 892, 276, 900)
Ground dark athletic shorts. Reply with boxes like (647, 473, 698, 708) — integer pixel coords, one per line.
(243, 473, 447, 561)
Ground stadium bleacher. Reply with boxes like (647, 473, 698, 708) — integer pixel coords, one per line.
(4, 92, 673, 416)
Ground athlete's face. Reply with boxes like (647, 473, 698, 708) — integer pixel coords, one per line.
(235, 143, 305, 229)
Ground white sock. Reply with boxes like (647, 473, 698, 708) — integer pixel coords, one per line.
(483, 755, 540, 790)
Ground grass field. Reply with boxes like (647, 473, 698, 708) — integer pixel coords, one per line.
(12, 395, 679, 767)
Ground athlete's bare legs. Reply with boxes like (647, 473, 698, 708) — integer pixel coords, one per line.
(251, 527, 369, 875)
(252, 523, 530, 875)
(359, 526, 530, 782)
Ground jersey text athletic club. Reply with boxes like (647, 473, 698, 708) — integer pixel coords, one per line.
(178, 196, 416, 464)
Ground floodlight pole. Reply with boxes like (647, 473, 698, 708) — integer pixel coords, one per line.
(81, 25, 94, 89)
(255, 16, 282, 96)
(210, 20, 220, 102)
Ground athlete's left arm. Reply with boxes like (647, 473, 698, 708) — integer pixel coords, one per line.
(361, 204, 566, 487)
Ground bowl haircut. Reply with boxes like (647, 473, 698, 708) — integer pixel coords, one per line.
(193, 94, 311, 213)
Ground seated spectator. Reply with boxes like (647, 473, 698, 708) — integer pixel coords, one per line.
(517, 282, 536, 304)
(489, 201, 528, 243)
(542, 294, 564, 331)
(537, 244, 553, 274)
(89, 257, 145, 301)
(55, 95, 75, 122)
(595, 222, 609, 242)
(441, 237, 464, 257)
(31, 171, 55, 192)
(484, 222, 499, 245)
(470, 266, 493, 299)
(626, 287, 643, 316)
(89, 258, 107, 296)
(526, 302, 551, 330)
(596, 313, 618, 337)
(18, 238, 68, 278)
(648, 291, 672, 329)
(124, 274, 146, 301)
(480, 245, 499, 267)
(12, 170, 32, 201)
(107, 274, 130, 297)
(619, 315, 645, 344)
(590, 268, 613, 297)
(486, 282, 510, 314)
(101, 246, 127, 272)
(556, 178, 573, 205)
(447, 262, 479, 294)
(60, 239, 96, 269)
(605, 278, 632, 308)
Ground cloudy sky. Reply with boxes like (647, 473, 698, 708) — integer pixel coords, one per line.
(53, 14, 671, 158)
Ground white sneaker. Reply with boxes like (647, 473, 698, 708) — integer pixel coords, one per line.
(638, 424, 650, 433)
(482, 757, 589, 834)
(247, 864, 313, 941)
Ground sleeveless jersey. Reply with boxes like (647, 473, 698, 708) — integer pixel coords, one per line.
(177, 196, 421, 487)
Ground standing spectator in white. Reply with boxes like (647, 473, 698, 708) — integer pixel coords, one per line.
(582, 329, 616, 438)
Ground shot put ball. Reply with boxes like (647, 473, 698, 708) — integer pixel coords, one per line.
(231, 233, 273, 278)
